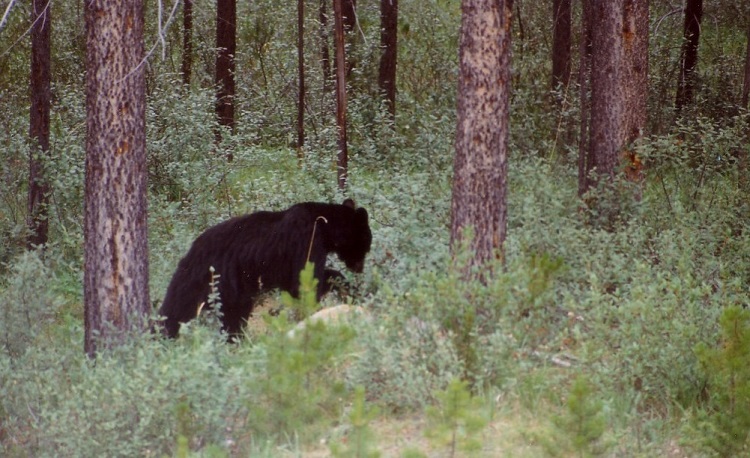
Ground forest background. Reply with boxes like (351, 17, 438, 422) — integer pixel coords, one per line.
(2, 0, 750, 456)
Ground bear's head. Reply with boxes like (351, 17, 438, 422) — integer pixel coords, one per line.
(332, 199, 372, 273)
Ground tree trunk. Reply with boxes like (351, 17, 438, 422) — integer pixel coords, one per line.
(342, 0, 357, 77)
(320, 0, 332, 91)
(84, 0, 150, 358)
(342, 0, 357, 33)
(742, 23, 750, 109)
(577, 0, 593, 197)
(621, 0, 648, 183)
(675, 0, 702, 114)
(738, 23, 750, 196)
(378, 0, 398, 117)
(182, 0, 192, 86)
(334, 0, 349, 190)
(216, 0, 236, 139)
(451, 0, 512, 275)
(297, 0, 305, 158)
(580, 0, 624, 195)
(27, 0, 51, 249)
(551, 0, 571, 90)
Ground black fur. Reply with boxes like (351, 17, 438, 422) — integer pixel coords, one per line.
(159, 199, 372, 338)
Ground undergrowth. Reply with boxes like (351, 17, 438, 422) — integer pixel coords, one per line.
(2, 1, 750, 456)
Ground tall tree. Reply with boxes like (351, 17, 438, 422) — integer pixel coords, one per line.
(378, 0, 398, 117)
(27, 0, 51, 248)
(319, 0, 332, 91)
(450, 0, 512, 274)
(342, 0, 357, 77)
(297, 0, 306, 159)
(675, 0, 702, 114)
(577, 0, 593, 196)
(334, 0, 349, 190)
(621, 0, 648, 183)
(342, 0, 357, 33)
(551, 0, 571, 90)
(579, 0, 624, 196)
(84, 0, 150, 357)
(742, 22, 750, 109)
(182, 0, 193, 86)
(216, 0, 237, 138)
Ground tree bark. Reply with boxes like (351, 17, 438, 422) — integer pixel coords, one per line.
(216, 0, 236, 139)
(297, 0, 305, 158)
(378, 0, 398, 117)
(451, 0, 511, 275)
(580, 0, 624, 195)
(621, 0, 648, 183)
(551, 0, 571, 90)
(27, 0, 51, 249)
(84, 0, 150, 358)
(182, 0, 192, 86)
(342, 0, 357, 33)
(333, 0, 349, 190)
(742, 23, 750, 109)
(578, 0, 593, 197)
(675, 0, 702, 114)
(320, 0, 332, 91)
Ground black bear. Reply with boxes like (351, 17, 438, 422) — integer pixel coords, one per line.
(158, 199, 372, 338)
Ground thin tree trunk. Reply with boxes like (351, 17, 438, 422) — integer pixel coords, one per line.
(84, 0, 150, 358)
(621, 0, 648, 184)
(320, 0, 332, 91)
(216, 0, 236, 142)
(182, 0, 192, 86)
(551, 0, 571, 90)
(742, 23, 750, 109)
(297, 0, 305, 159)
(675, 0, 702, 114)
(738, 23, 750, 196)
(342, 0, 357, 33)
(378, 0, 398, 118)
(342, 0, 357, 77)
(28, 0, 51, 249)
(333, 0, 349, 190)
(584, 0, 624, 192)
(451, 0, 512, 274)
(578, 0, 593, 197)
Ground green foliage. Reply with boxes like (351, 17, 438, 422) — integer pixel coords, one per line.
(544, 376, 608, 457)
(329, 386, 381, 458)
(0, 249, 64, 359)
(247, 262, 355, 439)
(2, 0, 750, 455)
(692, 306, 750, 456)
(424, 378, 488, 457)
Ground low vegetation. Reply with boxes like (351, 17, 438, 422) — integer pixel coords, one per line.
(2, 1, 750, 456)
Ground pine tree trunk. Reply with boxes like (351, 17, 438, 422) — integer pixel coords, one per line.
(742, 23, 750, 109)
(27, 0, 51, 249)
(182, 0, 192, 86)
(578, 0, 593, 197)
(621, 0, 648, 183)
(319, 0, 332, 91)
(84, 0, 150, 358)
(333, 0, 349, 190)
(551, 0, 571, 90)
(378, 0, 398, 117)
(297, 0, 306, 158)
(583, 0, 624, 193)
(675, 0, 702, 114)
(216, 0, 236, 141)
(451, 0, 512, 275)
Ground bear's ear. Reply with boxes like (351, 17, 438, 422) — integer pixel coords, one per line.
(343, 198, 356, 209)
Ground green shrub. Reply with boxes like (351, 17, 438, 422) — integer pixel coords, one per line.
(692, 306, 750, 456)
